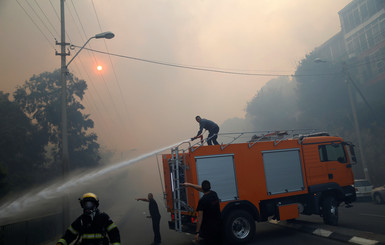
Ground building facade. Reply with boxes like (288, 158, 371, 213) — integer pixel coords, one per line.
(338, 0, 385, 85)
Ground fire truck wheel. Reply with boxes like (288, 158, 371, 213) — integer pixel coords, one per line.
(224, 209, 256, 244)
(322, 196, 339, 225)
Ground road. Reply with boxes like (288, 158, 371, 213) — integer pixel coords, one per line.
(293, 201, 385, 235)
(114, 200, 385, 245)
(116, 220, 350, 245)
(43, 200, 384, 245)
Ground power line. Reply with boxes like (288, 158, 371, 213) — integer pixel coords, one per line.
(33, 0, 60, 38)
(15, 0, 55, 50)
(23, 0, 57, 40)
(72, 46, 341, 77)
(49, 0, 60, 22)
(66, 0, 131, 144)
(91, 0, 131, 121)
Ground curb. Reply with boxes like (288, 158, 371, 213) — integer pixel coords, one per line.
(269, 220, 385, 245)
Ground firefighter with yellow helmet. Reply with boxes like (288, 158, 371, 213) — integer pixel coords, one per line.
(57, 193, 121, 245)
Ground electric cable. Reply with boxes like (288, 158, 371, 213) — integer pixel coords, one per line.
(91, 0, 132, 121)
(33, 0, 60, 38)
(68, 0, 127, 130)
(73, 46, 341, 77)
(15, 0, 55, 50)
(24, 0, 57, 40)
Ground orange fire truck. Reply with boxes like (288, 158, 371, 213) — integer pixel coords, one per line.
(161, 130, 356, 244)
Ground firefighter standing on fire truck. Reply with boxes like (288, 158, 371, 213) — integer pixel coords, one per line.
(57, 193, 121, 245)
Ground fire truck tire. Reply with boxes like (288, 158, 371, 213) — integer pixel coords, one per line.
(322, 196, 338, 225)
(223, 209, 256, 244)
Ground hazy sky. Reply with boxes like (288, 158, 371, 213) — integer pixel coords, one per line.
(0, 0, 351, 156)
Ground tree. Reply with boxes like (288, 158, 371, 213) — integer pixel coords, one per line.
(294, 52, 385, 186)
(0, 91, 46, 195)
(294, 52, 350, 130)
(13, 70, 101, 172)
(245, 76, 298, 131)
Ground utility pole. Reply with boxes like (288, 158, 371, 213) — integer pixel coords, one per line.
(56, 0, 70, 230)
(343, 63, 370, 181)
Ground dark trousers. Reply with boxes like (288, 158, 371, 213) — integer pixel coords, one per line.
(152, 217, 161, 243)
(208, 126, 219, 145)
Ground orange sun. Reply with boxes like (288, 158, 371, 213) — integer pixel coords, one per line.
(97, 65, 103, 71)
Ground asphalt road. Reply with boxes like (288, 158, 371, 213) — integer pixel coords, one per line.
(43, 200, 385, 245)
(38, 159, 385, 245)
(293, 200, 385, 235)
(115, 200, 385, 245)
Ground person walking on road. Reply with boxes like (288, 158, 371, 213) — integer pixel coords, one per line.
(191, 116, 220, 145)
(136, 193, 162, 245)
(57, 192, 121, 245)
(181, 180, 222, 245)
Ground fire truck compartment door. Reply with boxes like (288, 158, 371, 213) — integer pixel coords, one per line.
(262, 148, 305, 195)
(195, 154, 238, 201)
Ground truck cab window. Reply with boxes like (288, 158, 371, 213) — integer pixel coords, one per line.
(346, 143, 357, 164)
(319, 143, 347, 163)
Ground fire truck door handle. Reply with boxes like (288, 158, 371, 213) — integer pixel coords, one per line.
(328, 173, 333, 179)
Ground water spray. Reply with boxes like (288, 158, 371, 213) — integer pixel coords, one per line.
(0, 139, 189, 220)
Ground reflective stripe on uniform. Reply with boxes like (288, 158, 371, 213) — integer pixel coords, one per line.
(107, 223, 117, 231)
(81, 233, 105, 239)
(68, 225, 78, 235)
(58, 238, 68, 245)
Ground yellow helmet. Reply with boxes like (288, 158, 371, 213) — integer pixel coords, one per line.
(79, 192, 99, 208)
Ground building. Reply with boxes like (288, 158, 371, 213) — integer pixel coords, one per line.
(338, 0, 385, 86)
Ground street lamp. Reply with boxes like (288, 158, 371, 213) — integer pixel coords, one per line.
(67, 31, 115, 67)
(313, 58, 370, 181)
(62, 30, 115, 179)
(59, 31, 115, 227)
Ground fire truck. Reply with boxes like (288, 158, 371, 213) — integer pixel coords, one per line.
(161, 130, 356, 244)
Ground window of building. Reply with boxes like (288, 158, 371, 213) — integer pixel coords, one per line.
(319, 143, 347, 163)
(372, 22, 381, 44)
(377, 61, 384, 73)
(348, 12, 355, 32)
(353, 9, 361, 26)
(359, 32, 368, 51)
(360, 3, 369, 21)
(380, 14, 385, 40)
(366, 27, 375, 46)
(367, 0, 378, 17)
(353, 36, 360, 52)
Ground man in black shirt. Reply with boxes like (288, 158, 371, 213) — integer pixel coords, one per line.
(182, 180, 222, 245)
(136, 193, 162, 244)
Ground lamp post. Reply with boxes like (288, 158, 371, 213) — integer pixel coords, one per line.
(314, 58, 370, 181)
(59, 31, 115, 228)
(342, 62, 370, 181)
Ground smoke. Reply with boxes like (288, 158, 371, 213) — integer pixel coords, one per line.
(0, 139, 189, 221)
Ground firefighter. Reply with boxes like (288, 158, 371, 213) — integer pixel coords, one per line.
(57, 193, 121, 245)
(191, 116, 220, 145)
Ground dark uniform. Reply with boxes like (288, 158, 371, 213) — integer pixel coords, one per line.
(58, 212, 120, 245)
(196, 118, 220, 145)
(57, 193, 120, 245)
(196, 190, 222, 245)
(149, 199, 161, 244)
